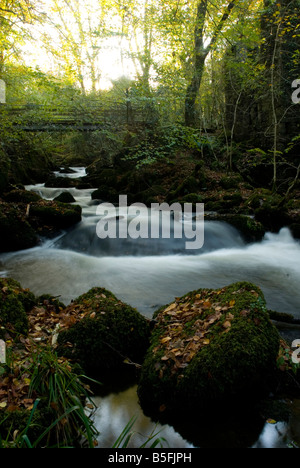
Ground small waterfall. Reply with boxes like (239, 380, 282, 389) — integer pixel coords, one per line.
(0, 174, 299, 319)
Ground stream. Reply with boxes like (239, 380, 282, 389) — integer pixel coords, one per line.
(0, 166, 300, 448)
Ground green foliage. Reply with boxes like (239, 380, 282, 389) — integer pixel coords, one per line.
(0, 278, 36, 338)
(112, 416, 167, 449)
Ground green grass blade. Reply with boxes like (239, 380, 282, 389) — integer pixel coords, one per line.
(112, 416, 137, 448)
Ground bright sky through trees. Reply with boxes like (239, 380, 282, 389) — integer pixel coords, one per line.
(20, 0, 138, 90)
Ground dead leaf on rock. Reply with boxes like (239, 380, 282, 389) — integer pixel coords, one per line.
(223, 321, 232, 329)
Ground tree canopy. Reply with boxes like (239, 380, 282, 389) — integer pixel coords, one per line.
(0, 0, 299, 191)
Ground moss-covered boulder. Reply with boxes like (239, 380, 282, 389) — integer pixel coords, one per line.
(57, 287, 151, 376)
(29, 200, 82, 231)
(0, 278, 36, 338)
(137, 282, 280, 418)
(91, 186, 119, 203)
(0, 202, 39, 252)
(205, 213, 266, 242)
(0, 195, 82, 252)
(3, 189, 42, 204)
(251, 191, 290, 232)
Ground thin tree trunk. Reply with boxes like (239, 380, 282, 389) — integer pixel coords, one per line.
(270, 19, 282, 192)
(229, 90, 242, 170)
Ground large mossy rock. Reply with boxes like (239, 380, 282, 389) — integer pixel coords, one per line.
(0, 202, 39, 252)
(137, 282, 280, 418)
(0, 278, 36, 338)
(56, 287, 151, 376)
(0, 197, 82, 253)
(29, 200, 82, 231)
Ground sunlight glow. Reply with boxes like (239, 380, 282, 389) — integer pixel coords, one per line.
(21, 0, 138, 91)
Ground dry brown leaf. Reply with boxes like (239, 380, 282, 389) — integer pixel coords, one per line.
(223, 321, 232, 329)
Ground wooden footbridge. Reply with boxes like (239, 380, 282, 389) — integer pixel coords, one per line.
(0, 99, 159, 132)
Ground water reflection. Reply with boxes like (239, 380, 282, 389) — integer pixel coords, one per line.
(92, 385, 300, 449)
(92, 386, 193, 449)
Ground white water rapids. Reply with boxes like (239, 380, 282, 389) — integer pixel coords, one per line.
(0, 177, 299, 319)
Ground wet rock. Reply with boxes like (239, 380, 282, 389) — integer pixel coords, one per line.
(53, 192, 76, 204)
(45, 176, 80, 189)
(91, 186, 119, 204)
(137, 282, 280, 418)
(204, 213, 266, 242)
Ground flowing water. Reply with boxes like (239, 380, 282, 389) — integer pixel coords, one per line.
(1, 167, 300, 448)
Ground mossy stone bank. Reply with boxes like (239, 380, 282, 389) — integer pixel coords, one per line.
(0, 278, 36, 338)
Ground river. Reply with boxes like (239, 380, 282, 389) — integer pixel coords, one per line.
(0, 167, 299, 448)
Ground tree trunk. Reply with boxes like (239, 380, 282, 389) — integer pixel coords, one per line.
(184, 0, 237, 127)
(184, 0, 207, 127)
(185, 54, 206, 127)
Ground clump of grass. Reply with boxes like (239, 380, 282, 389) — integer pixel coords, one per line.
(0, 345, 99, 448)
(113, 416, 167, 449)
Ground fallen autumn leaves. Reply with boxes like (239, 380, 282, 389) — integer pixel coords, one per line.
(152, 291, 238, 379)
(0, 294, 93, 413)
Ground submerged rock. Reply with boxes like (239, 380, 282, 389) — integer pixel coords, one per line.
(56, 287, 151, 376)
(137, 282, 280, 418)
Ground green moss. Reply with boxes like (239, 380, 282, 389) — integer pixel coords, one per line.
(225, 215, 266, 242)
(220, 175, 242, 190)
(172, 176, 199, 198)
(138, 282, 280, 417)
(57, 288, 151, 376)
(37, 294, 66, 313)
(181, 193, 203, 204)
(268, 310, 295, 324)
(91, 187, 119, 203)
(0, 278, 36, 337)
(3, 190, 42, 204)
(30, 201, 82, 229)
(0, 149, 10, 195)
(0, 406, 54, 445)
